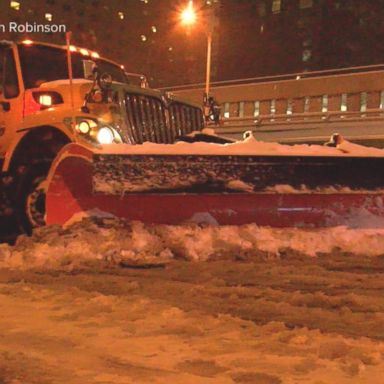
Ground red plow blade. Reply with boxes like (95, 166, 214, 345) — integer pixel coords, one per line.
(45, 144, 384, 228)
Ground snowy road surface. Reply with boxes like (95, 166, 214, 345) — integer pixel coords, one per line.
(0, 219, 383, 383)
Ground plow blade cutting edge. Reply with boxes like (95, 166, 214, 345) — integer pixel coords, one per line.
(45, 143, 384, 228)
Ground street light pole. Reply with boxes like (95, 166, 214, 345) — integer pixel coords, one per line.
(203, 30, 213, 121)
(205, 31, 212, 98)
(180, 0, 216, 122)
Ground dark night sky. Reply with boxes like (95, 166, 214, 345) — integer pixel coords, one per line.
(1, 0, 384, 87)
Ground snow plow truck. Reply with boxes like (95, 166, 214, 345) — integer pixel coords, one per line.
(0, 40, 204, 234)
(1, 39, 384, 237)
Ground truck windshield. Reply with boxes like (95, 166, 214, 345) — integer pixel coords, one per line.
(18, 44, 127, 89)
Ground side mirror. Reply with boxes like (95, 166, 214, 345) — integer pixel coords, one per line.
(82, 60, 97, 80)
(99, 73, 112, 90)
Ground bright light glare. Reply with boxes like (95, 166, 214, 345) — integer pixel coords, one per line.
(10, 1, 20, 10)
(181, 1, 196, 25)
(22, 39, 33, 45)
(39, 94, 52, 106)
(97, 127, 114, 144)
(77, 121, 91, 134)
(79, 48, 89, 56)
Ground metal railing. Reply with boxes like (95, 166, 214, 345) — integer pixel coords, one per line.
(218, 109, 384, 133)
(160, 64, 384, 92)
(165, 66, 384, 144)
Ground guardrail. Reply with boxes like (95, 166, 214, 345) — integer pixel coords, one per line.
(167, 66, 384, 144)
(219, 109, 384, 132)
(160, 64, 384, 92)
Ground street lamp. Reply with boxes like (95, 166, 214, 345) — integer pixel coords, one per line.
(180, 0, 197, 26)
(180, 1, 214, 122)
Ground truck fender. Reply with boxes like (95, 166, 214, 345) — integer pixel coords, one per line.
(2, 126, 71, 173)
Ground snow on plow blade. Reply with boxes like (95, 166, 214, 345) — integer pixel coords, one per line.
(46, 143, 384, 228)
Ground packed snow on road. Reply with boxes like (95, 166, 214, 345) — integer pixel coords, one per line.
(0, 216, 384, 383)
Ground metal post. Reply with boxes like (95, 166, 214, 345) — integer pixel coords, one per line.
(205, 31, 212, 97)
(204, 31, 213, 122)
(65, 31, 76, 131)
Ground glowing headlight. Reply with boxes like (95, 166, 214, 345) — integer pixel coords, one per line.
(97, 127, 114, 144)
(77, 120, 91, 134)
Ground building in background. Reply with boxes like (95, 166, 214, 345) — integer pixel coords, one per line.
(217, 0, 384, 81)
(1, 0, 384, 87)
(0, 0, 213, 87)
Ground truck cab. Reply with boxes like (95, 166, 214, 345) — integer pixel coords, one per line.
(0, 40, 204, 233)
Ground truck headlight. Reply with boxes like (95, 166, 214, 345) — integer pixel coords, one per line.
(74, 118, 97, 134)
(64, 117, 122, 144)
(97, 127, 115, 144)
(77, 120, 91, 134)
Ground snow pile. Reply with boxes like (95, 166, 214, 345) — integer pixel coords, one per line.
(327, 206, 384, 228)
(1, 218, 384, 269)
(97, 131, 384, 157)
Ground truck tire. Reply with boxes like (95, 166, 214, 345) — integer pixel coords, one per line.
(15, 161, 51, 234)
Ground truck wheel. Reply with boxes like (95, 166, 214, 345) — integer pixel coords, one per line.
(15, 162, 51, 234)
(25, 175, 46, 228)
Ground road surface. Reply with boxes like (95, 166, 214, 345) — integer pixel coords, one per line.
(0, 245, 383, 383)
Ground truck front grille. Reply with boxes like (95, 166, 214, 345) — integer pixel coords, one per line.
(125, 93, 168, 143)
(169, 102, 204, 139)
(125, 93, 203, 144)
